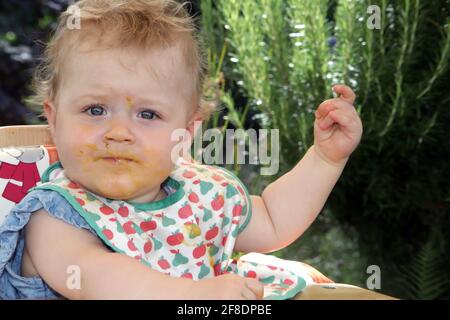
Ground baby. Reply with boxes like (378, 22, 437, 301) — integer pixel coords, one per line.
(0, 0, 362, 300)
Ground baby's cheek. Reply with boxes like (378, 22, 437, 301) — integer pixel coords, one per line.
(54, 142, 83, 173)
(140, 146, 174, 180)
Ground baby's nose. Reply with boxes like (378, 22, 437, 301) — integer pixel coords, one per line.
(103, 122, 135, 144)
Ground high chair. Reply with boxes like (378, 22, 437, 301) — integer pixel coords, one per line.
(0, 124, 397, 300)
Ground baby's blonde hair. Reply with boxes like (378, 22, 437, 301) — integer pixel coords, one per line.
(31, 0, 212, 118)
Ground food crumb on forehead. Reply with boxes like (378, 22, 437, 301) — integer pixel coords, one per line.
(125, 96, 133, 109)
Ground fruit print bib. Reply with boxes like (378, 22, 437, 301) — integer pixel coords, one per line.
(33, 158, 306, 299)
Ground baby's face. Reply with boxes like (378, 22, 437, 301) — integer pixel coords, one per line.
(47, 41, 196, 202)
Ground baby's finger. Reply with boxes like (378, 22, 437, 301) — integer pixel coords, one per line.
(317, 113, 336, 130)
(323, 108, 354, 130)
(241, 287, 258, 300)
(246, 280, 264, 300)
(315, 99, 356, 120)
(332, 84, 356, 104)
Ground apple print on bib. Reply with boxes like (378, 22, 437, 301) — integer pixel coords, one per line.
(34, 158, 307, 299)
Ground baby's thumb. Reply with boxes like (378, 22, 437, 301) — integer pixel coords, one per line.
(246, 280, 264, 300)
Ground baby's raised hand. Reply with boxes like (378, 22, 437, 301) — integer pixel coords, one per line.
(314, 84, 363, 166)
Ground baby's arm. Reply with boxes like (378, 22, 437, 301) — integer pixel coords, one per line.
(25, 210, 263, 299)
(235, 146, 347, 253)
(235, 85, 362, 253)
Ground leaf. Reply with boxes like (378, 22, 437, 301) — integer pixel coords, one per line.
(398, 235, 449, 300)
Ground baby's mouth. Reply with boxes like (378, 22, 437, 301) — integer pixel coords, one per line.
(101, 157, 133, 163)
(97, 153, 139, 164)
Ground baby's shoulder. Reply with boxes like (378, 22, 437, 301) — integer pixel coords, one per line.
(14, 188, 95, 233)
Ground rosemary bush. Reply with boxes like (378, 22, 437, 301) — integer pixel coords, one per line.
(200, 0, 450, 299)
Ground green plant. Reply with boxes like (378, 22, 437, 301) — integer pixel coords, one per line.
(201, 0, 450, 298)
(399, 233, 449, 300)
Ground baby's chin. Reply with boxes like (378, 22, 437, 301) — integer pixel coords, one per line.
(89, 177, 164, 202)
(96, 189, 141, 201)
(64, 162, 173, 202)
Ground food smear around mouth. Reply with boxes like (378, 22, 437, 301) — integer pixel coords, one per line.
(84, 144, 98, 152)
(72, 145, 173, 202)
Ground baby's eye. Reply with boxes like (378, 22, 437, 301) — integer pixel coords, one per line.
(84, 104, 106, 116)
(138, 110, 157, 120)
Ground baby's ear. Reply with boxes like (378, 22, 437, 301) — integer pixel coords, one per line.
(43, 100, 57, 139)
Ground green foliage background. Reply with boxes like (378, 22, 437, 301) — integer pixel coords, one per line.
(200, 0, 450, 299)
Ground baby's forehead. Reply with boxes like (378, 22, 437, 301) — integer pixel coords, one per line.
(56, 37, 197, 105)
(70, 35, 187, 65)
(62, 37, 191, 83)
(70, 28, 191, 58)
